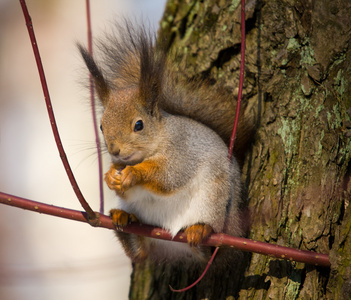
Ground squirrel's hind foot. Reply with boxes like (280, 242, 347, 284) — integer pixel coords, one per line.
(110, 209, 138, 230)
(184, 224, 213, 247)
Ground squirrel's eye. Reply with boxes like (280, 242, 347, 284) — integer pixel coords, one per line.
(134, 120, 144, 132)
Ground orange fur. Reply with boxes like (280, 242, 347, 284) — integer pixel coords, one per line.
(106, 159, 175, 197)
(110, 208, 138, 227)
(184, 224, 213, 247)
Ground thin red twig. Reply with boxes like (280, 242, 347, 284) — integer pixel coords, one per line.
(0, 191, 331, 268)
(173, 0, 247, 292)
(19, 0, 97, 221)
(169, 247, 220, 292)
(228, 0, 246, 160)
(85, 0, 105, 214)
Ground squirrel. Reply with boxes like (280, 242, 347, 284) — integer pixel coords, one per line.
(78, 21, 250, 263)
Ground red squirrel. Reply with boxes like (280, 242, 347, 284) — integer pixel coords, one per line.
(78, 21, 248, 263)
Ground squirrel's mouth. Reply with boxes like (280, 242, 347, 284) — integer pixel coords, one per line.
(121, 154, 134, 161)
(111, 152, 143, 165)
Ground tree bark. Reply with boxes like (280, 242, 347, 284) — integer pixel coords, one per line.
(129, 0, 351, 299)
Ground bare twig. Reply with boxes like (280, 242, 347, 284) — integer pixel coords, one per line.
(0, 191, 330, 268)
(0, 192, 104, 227)
(19, 0, 97, 222)
(85, 0, 105, 214)
(228, 0, 246, 160)
(169, 247, 220, 292)
(172, 0, 248, 292)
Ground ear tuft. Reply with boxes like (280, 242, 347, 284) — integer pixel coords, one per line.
(78, 44, 110, 106)
(137, 28, 167, 117)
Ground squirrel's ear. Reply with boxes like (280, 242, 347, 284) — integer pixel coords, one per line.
(78, 44, 110, 106)
(139, 75, 162, 117)
(138, 44, 165, 117)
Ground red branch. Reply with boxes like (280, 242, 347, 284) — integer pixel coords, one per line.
(228, 0, 246, 160)
(18, 0, 97, 221)
(0, 192, 331, 268)
(85, 0, 105, 214)
(177, 0, 248, 292)
(169, 247, 220, 292)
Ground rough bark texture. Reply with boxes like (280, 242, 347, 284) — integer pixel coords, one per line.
(129, 0, 351, 299)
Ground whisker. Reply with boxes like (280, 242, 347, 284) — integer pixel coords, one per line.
(65, 140, 109, 169)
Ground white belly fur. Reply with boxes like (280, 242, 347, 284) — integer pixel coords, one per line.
(117, 170, 218, 260)
(120, 170, 216, 236)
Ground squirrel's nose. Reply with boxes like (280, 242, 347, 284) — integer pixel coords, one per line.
(109, 143, 120, 156)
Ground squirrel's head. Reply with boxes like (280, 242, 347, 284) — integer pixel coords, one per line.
(78, 24, 166, 165)
(99, 87, 164, 165)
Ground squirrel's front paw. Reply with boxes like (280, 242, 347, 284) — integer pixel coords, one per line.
(105, 164, 123, 192)
(105, 165, 138, 196)
(110, 209, 138, 230)
(184, 224, 213, 247)
(119, 166, 138, 192)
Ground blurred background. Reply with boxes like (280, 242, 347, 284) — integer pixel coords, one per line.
(0, 0, 166, 299)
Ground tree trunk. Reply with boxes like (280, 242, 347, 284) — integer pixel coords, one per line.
(129, 0, 351, 299)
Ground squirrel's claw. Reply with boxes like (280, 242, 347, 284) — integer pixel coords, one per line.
(120, 167, 136, 190)
(184, 224, 213, 247)
(105, 165, 137, 197)
(110, 209, 138, 230)
(105, 165, 121, 189)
